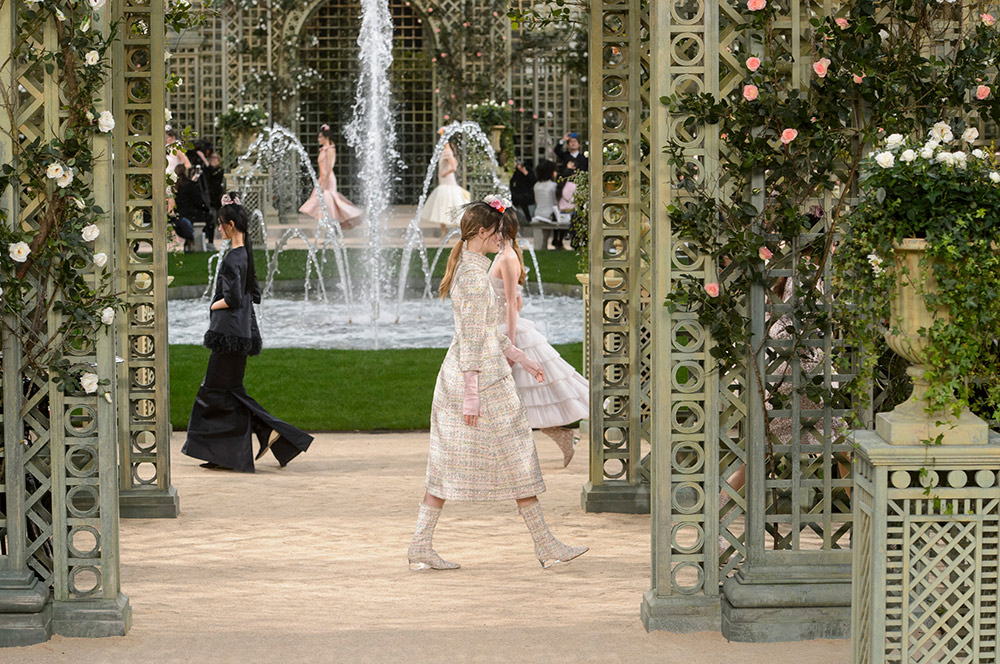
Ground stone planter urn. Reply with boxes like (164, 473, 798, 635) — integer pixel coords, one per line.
(875, 238, 989, 445)
(489, 124, 505, 152)
(232, 131, 259, 161)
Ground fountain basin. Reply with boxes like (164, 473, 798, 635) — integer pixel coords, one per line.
(169, 295, 585, 350)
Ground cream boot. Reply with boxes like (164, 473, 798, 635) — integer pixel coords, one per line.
(407, 503, 460, 571)
(518, 501, 588, 568)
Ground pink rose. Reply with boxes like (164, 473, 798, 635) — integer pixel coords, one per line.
(780, 128, 798, 144)
(705, 282, 720, 298)
(853, 73, 865, 84)
(835, 17, 849, 29)
(747, 0, 766, 10)
(758, 246, 773, 260)
(982, 13, 996, 26)
(746, 56, 761, 72)
(743, 84, 759, 101)
(976, 85, 991, 100)
(813, 57, 831, 78)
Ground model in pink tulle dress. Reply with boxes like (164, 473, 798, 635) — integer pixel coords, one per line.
(299, 127, 363, 229)
(489, 228, 588, 467)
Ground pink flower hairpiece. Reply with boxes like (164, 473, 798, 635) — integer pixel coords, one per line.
(221, 194, 240, 206)
(321, 123, 330, 131)
(483, 195, 511, 214)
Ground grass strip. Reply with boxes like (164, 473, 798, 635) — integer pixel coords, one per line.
(169, 342, 584, 432)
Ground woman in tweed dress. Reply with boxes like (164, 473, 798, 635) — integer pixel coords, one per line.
(408, 197, 589, 571)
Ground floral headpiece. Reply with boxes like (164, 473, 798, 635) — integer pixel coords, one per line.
(438, 126, 446, 137)
(483, 195, 511, 214)
(221, 194, 241, 206)
(321, 123, 330, 131)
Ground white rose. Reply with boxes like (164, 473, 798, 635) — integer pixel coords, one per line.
(900, 149, 916, 163)
(85, 110, 94, 122)
(97, 110, 115, 133)
(93, 252, 108, 268)
(56, 168, 73, 188)
(0, 286, 4, 297)
(874, 151, 895, 169)
(878, 29, 889, 41)
(963, 127, 980, 142)
(165, 107, 173, 122)
(885, 133, 904, 149)
(919, 147, 934, 160)
(81, 224, 100, 241)
(176, 77, 184, 87)
(953, 151, 968, 168)
(100, 306, 114, 325)
(973, 149, 986, 159)
(8, 241, 30, 263)
(55, 8, 66, 20)
(164, 51, 172, 61)
(930, 122, 954, 143)
(80, 372, 99, 394)
(72, 197, 85, 210)
(84, 50, 99, 66)
(990, 171, 1000, 183)
(89, 0, 106, 8)
(46, 163, 64, 180)
(936, 151, 955, 166)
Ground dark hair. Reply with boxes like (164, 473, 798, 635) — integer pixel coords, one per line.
(439, 202, 505, 298)
(218, 191, 256, 294)
(193, 138, 213, 154)
(536, 160, 557, 182)
(166, 127, 179, 140)
(318, 124, 334, 141)
(174, 164, 190, 184)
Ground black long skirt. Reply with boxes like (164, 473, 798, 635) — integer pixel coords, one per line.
(182, 351, 313, 472)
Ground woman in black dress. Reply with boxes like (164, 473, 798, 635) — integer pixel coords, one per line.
(182, 194, 313, 472)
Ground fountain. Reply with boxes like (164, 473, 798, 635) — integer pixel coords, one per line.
(177, 5, 576, 351)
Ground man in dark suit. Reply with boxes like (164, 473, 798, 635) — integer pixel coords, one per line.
(554, 131, 588, 172)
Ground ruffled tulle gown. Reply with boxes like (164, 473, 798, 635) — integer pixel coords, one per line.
(420, 148, 470, 229)
(490, 260, 589, 428)
(300, 144, 363, 229)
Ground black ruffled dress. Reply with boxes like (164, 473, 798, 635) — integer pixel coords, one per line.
(182, 246, 313, 472)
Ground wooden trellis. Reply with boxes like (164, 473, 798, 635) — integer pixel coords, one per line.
(0, 2, 131, 644)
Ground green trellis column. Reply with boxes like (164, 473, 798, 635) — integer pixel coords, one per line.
(113, 0, 180, 519)
(0, 2, 130, 645)
(641, 0, 726, 631)
(582, 0, 652, 515)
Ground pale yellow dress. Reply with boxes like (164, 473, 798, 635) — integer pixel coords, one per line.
(424, 251, 546, 501)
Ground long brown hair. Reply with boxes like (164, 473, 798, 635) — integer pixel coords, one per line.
(501, 210, 527, 286)
(439, 202, 505, 298)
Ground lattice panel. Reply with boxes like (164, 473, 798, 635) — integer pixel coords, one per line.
(114, 0, 176, 514)
(586, 2, 650, 510)
(297, 0, 434, 202)
(853, 445, 1000, 664)
(1, 1, 125, 614)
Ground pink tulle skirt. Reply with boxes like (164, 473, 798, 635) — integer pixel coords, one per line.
(299, 177, 363, 229)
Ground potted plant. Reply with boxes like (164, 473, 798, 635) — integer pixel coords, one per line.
(836, 123, 1000, 444)
(467, 101, 515, 171)
(214, 103, 270, 160)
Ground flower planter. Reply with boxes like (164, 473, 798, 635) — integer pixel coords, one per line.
(489, 124, 505, 152)
(875, 238, 989, 445)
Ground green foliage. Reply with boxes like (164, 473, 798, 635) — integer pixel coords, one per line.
(660, 0, 1000, 426)
(568, 169, 590, 273)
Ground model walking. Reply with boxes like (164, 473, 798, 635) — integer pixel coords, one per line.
(490, 215, 589, 466)
(408, 197, 588, 571)
(420, 138, 470, 235)
(299, 124, 363, 229)
(183, 194, 314, 472)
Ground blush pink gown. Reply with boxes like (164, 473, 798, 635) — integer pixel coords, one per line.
(299, 144, 363, 229)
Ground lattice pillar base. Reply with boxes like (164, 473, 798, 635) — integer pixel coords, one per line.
(581, 482, 650, 514)
(0, 572, 51, 646)
(720, 572, 850, 642)
(852, 429, 1000, 664)
(120, 487, 181, 519)
(641, 590, 720, 633)
(52, 594, 131, 638)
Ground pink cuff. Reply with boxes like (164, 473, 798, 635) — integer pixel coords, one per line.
(502, 345, 529, 366)
(463, 371, 480, 417)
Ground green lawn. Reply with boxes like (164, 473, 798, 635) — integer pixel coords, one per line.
(168, 247, 584, 289)
(169, 342, 584, 431)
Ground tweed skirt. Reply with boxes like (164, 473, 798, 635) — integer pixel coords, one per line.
(425, 372, 546, 502)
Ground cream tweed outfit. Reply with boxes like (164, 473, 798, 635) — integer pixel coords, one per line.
(425, 251, 546, 501)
